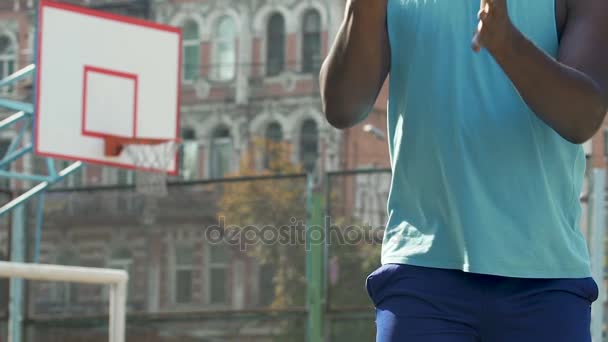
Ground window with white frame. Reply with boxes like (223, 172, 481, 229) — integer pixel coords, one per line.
(212, 16, 237, 81)
(266, 13, 285, 77)
(182, 20, 200, 82)
(0, 35, 15, 94)
(179, 127, 198, 180)
(116, 168, 134, 186)
(264, 121, 283, 170)
(207, 243, 230, 305)
(258, 263, 275, 307)
(105, 247, 134, 301)
(301, 10, 321, 73)
(174, 244, 194, 304)
(209, 126, 232, 179)
(299, 119, 318, 174)
(108, 248, 133, 288)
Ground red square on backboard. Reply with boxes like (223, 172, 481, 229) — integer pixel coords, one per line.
(81, 65, 139, 139)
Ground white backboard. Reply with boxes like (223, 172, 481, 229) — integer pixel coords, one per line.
(35, 0, 182, 174)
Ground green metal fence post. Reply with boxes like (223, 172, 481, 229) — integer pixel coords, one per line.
(9, 205, 25, 342)
(306, 175, 325, 342)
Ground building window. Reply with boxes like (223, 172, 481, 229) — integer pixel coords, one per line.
(207, 244, 230, 305)
(108, 248, 133, 287)
(209, 126, 232, 179)
(0, 35, 15, 94)
(299, 120, 318, 173)
(54, 249, 80, 307)
(264, 122, 283, 170)
(116, 168, 133, 186)
(180, 128, 198, 180)
(266, 13, 285, 77)
(302, 10, 321, 73)
(212, 16, 236, 81)
(182, 20, 200, 82)
(106, 248, 134, 300)
(258, 263, 275, 307)
(174, 245, 194, 304)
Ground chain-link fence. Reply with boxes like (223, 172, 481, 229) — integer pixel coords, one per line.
(323, 167, 608, 342)
(4, 165, 604, 341)
(325, 169, 391, 342)
(18, 175, 308, 342)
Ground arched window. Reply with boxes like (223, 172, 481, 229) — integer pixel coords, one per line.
(302, 10, 321, 73)
(266, 122, 283, 142)
(264, 122, 283, 169)
(0, 35, 15, 93)
(212, 16, 237, 81)
(182, 20, 200, 82)
(180, 127, 198, 180)
(210, 126, 232, 178)
(266, 13, 285, 77)
(299, 120, 318, 173)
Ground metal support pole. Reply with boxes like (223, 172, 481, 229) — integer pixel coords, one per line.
(109, 281, 127, 342)
(306, 175, 325, 342)
(5, 119, 29, 157)
(591, 168, 605, 342)
(0, 261, 127, 342)
(8, 205, 25, 342)
(0, 161, 83, 217)
(0, 64, 35, 89)
(0, 146, 34, 169)
(0, 111, 28, 131)
(33, 192, 44, 263)
(0, 99, 34, 114)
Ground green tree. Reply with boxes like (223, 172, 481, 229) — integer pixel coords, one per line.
(218, 138, 383, 341)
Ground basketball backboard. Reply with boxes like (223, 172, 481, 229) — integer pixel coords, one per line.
(35, 0, 182, 174)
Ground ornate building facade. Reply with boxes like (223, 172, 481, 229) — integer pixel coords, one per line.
(0, 0, 349, 188)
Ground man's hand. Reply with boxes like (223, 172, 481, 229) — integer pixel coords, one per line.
(472, 0, 516, 54)
(472, 0, 608, 144)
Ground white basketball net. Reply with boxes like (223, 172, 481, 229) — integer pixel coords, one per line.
(123, 141, 180, 196)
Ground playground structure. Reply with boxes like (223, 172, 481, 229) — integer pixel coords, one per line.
(0, 261, 127, 342)
(0, 0, 183, 340)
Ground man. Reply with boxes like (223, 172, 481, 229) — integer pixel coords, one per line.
(320, 0, 608, 341)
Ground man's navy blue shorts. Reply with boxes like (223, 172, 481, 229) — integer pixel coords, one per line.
(366, 264, 599, 342)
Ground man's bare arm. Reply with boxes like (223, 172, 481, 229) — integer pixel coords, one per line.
(473, 0, 608, 144)
(319, 0, 390, 129)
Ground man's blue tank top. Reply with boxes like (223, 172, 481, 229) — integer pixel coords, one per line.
(382, 0, 591, 278)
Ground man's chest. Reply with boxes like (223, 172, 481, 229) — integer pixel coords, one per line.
(388, 0, 564, 52)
